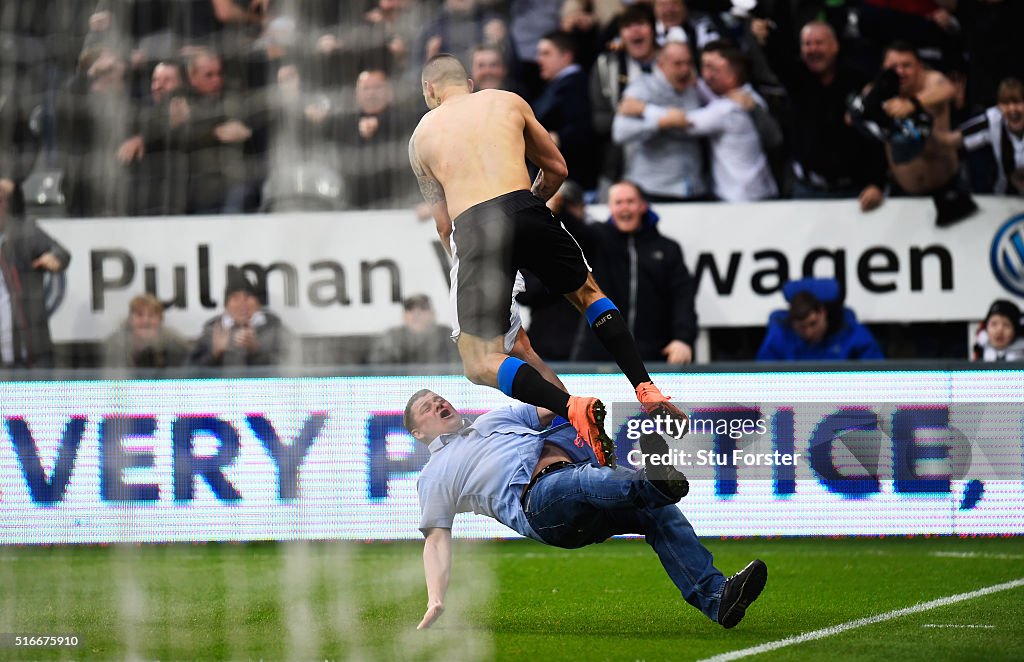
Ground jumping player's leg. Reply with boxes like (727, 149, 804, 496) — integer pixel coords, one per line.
(509, 327, 567, 392)
(562, 274, 653, 390)
(456, 331, 568, 413)
(456, 330, 615, 465)
(452, 193, 616, 463)
(506, 193, 688, 438)
(562, 275, 690, 437)
(454, 269, 568, 412)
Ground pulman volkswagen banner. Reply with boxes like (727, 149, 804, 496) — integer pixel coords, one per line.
(1, 371, 1021, 544)
(41, 196, 1024, 341)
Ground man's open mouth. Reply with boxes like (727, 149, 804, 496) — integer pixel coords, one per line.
(439, 408, 453, 419)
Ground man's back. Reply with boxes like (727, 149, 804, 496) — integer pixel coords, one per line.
(687, 96, 777, 201)
(411, 89, 534, 219)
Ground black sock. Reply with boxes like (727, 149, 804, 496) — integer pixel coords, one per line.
(585, 299, 651, 388)
(511, 365, 571, 417)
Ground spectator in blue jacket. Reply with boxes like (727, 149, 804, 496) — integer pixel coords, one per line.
(756, 278, 884, 361)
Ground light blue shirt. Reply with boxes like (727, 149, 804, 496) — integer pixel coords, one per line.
(417, 404, 588, 541)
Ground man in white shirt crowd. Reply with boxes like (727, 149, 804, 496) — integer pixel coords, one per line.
(684, 40, 779, 202)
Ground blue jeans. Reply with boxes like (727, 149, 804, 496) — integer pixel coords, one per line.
(523, 462, 726, 622)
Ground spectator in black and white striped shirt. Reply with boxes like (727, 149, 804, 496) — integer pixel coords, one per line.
(949, 77, 1024, 195)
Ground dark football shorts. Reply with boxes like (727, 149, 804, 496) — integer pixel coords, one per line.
(449, 189, 590, 341)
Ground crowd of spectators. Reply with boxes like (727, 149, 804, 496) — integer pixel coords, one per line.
(1, 0, 1021, 217)
(0, 0, 1022, 369)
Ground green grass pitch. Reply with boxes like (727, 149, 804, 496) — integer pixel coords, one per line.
(1, 536, 1022, 661)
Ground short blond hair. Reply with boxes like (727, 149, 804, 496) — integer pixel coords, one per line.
(129, 293, 164, 319)
(422, 53, 469, 88)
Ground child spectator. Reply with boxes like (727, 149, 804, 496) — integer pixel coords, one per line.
(973, 299, 1024, 362)
(103, 293, 192, 368)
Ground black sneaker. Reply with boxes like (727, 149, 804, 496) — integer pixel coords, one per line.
(638, 432, 688, 501)
(718, 560, 767, 629)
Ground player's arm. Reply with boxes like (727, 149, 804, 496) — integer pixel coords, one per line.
(419, 527, 452, 629)
(409, 134, 454, 255)
(519, 96, 568, 201)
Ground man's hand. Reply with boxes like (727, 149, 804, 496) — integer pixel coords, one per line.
(618, 97, 647, 117)
(858, 185, 884, 212)
(425, 35, 443, 60)
(232, 327, 259, 351)
(31, 253, 63, 272)
(929, 8, 954, 30)
(117, 136, 145, 164)
(388, 35, 408, 60)
(169, 97, 191, 128)
(214, 120, 252, 143)
(211, 324, 230, 358)
(562, 11, 596, 32)
(882, 97, 915, 119)
(483, 18, 506, 45)
(305, 101, 329, 125)
(417, 600, 445, 630)
(88, 10, 112, 32)
(727, 88, 756, 111)
(662, 340, 693, 365)
(420, 527, 452, 630)
(317, 34, 341, 54)
(658, 107, 689, 130)
(358, 116, 380, 139)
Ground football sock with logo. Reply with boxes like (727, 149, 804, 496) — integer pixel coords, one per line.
(497, 356, 570, 417)
(585, 298, 651, 389)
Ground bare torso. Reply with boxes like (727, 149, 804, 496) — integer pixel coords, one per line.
(889, 72, 959, 194)
(411, 89, 533, 220)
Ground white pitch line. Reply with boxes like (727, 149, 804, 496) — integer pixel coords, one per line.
(697, 578, 1024, 662)
(921, 624, 995, 629)
(929, 551, 1024, 561)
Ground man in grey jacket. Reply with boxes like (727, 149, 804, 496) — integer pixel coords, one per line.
(612, 40, 708, 202)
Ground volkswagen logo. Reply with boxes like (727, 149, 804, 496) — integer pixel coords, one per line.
(990, 214, 1024, 298)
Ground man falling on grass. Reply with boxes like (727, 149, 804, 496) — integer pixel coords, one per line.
(405, 388, 767, 630)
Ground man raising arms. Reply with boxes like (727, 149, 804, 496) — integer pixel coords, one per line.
(408, 54, 687, 466)
(851, 42, 977, 225)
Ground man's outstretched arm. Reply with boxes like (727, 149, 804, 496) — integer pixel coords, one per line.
(419, 527, 452, 629)
(409, 135, 454, 255)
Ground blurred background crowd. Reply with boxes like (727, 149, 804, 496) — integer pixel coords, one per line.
(0, 0, 1022, 371)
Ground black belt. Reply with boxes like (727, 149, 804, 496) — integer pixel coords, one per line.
(520, 460, 574, 509)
